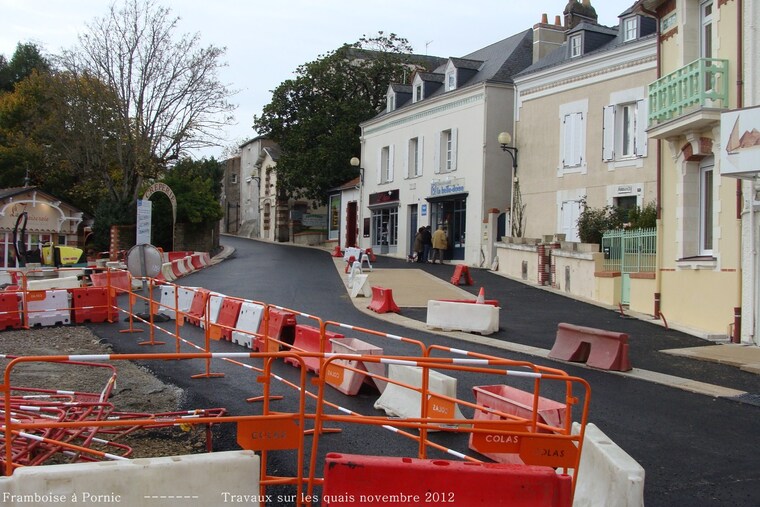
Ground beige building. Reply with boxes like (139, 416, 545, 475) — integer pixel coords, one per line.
(514, 4, 658, 242)
(637, 0, 742, 339)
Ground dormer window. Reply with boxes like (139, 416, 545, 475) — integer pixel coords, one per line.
(569, 34, 582, 57)
(387, 93, 395, 113)
(414, 84, 423, 102)
(447, 71, 456, 91)
(623, 17, 638, 42)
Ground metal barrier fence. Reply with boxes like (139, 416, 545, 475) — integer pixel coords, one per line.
(1, 268, 592, 505)
(601, 227, 657, 273)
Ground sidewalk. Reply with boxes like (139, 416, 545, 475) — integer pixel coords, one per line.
(330, 253, 760, 401)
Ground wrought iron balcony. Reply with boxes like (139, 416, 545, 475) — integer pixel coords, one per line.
(648, 58, 729, 128)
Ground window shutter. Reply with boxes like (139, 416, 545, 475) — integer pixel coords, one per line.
(562, 114, 572, 167)
(417, 136, 424, 176)
(602, 105, 615, 161)
(403, 141, 410, 179)
(376, 149, 383, 184)
(634, 99, 648, 157)
(450, 128, 458, 171)
(388, 144, 395, 182)
(434, 133, 441, 174)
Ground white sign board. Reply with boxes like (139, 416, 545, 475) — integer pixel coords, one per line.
(721, 106, 760, 179)
(136, 199, 152, 245)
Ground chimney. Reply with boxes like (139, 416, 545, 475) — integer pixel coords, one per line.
(533, 14, 565, 63)
(564, 0, 598, 31)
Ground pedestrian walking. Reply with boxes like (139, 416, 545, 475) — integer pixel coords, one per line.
(431, 225, 447, 264)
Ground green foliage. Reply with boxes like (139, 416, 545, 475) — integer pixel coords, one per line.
(626, 201, 658, 229)
(576, 197, 625, 245)
(91, 197, 135, 251)
(253, 32, 439, 202)
(0, 43, 51, 92)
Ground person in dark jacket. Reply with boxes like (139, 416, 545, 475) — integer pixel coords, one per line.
(413, 227, 425, 262)
(422, 225, 432, 263)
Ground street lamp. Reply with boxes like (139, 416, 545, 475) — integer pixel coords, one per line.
(498, 131, 519, 237)
(350, 157, 364, 185)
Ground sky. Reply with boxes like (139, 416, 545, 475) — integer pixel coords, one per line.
(1, 0, 636, 159)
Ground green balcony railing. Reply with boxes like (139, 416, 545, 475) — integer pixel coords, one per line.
(648, 58, 729, 126)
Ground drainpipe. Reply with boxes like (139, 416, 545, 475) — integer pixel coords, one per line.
(639, 2, 664, 319)
(733, 0, 744, 343)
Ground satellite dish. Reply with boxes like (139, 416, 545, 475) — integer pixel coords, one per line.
(126, 244, 163, 279)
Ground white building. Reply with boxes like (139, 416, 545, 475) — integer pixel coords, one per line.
(356, 30, 534, 266)
(238, 136, 276, 238)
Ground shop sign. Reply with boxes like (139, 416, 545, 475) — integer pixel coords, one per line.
(430, 178, 465, 197)
(369, 189, 399, 206)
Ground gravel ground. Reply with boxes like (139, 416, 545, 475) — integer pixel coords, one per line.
(0, 326, 207, 462)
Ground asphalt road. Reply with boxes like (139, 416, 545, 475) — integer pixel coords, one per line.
(88, 235, 760, 506)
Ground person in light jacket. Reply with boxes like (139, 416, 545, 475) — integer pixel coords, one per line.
(431, 225, 447, 264)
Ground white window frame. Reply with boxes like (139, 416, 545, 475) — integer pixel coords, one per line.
(434, 128, 458, 174)
(623, 17, 638, 41)
(569, 34, 582, 58)
(405, 137, 423, 178)
(230, 173, 238, 184)
(387, 93, 395, 113)
(603, 90, 648, 164)
(558, 100, 587, 175)
(377, 145, 395, 184)
(447, 71, 456, 91)
(414, 84, 423, 102)
(701, 0, 713, 59)
(699, 160, 714, 256)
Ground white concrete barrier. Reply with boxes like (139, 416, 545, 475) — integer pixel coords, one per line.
(161, 262, 176, 283)
(200, 292, 224, 329)
(26, 276, 81, 290)
(328, 337, 386, 395)
(426, 300, 499, 335)
(374, 364, 466, 425)
(0, 451, 261, 507)
(349, 274, 371, 298)
(26, 289, 71, 327)
(571, 422, 645, 507)
(232, 301, 265, 349)
(157, 286, 177, 319)
(176, 287, 198, 317)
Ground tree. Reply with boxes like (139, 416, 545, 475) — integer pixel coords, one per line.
(0, 42, 51, 93)
(254, 32, 438, 202)
(58, 0, 235, 207)
(576, 197, 625, 245)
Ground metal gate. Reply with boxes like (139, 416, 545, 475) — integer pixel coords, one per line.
(602, 228, 656, 305)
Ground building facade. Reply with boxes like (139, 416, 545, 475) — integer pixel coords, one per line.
(638, 0, 742, 338)
(514, 5, 658, 242)
(357, 30, 534, 266)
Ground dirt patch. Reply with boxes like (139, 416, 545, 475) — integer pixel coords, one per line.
(0, 326, 208, 463)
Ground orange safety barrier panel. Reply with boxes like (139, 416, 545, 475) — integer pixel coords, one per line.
(548, 322, 632, 371)
(367, 287, 400, 314)
(90, 270, 131, 294)
(254, 308, 297, 352)
(211, 297, 243, 341)
(69, 287, 118, 324)
(284, 325, 344, 373)
(0, 292, 22, 330)
(166, 251, 194, 261)
(469, 384, 566, 464)
(450, 264, 474, 286)
(190, 254, 205, 270)
(322, 453, 572, 506)
(185, 289, 210, 326)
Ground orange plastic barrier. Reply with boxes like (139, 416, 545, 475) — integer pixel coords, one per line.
(450, 264, 474, 286)
(185, 289, 210, 326)
(69, 287, 117, 324)
(190, 254, 204, 270)
(548, 323, 632, 371)
(210, 298, 242, 341)
(166, 251, 193, 261)
(0, 292, 22, 330)
(254, 308, 297, 352)
(90, 270, 131, 294)
(322, 453, 572, 506)
(284, 325, 344, 373)
(326, 337, 385, 395)
(469, 384, 566, 464)
(367, 287, 400, 314)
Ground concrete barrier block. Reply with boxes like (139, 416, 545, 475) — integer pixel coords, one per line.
(0, 451, 261, 507)
(26, 276, 81, 290)
(571, 422, 645, 507)
(374, 364, 465, 425)
(426, 300, 499, 335)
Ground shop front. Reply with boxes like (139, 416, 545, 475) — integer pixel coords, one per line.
(0, 187, 85, 268)
(426, 179, 467, 261)
(368, 189, 399, 255)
